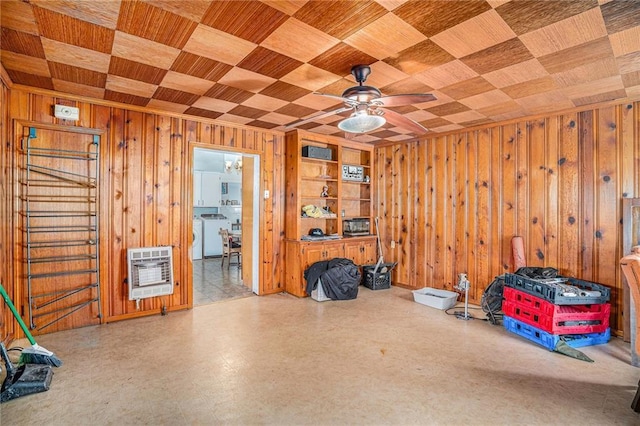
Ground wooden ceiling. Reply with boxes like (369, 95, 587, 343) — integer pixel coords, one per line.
(1, 0, 639, 143)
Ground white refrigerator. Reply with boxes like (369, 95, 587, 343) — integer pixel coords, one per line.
(202, 218, 232, 257)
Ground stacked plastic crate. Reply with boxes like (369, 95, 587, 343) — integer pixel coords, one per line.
(502, 273, 611, 351)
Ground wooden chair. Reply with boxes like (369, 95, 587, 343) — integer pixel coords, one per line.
(219, 228, 241, 268)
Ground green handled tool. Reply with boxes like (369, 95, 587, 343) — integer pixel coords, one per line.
(0, 283, 62, 367)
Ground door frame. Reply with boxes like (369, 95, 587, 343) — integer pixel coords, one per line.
(188, 143, 261, 298)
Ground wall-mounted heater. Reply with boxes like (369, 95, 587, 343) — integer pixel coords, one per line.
(127, 246, 174, 301)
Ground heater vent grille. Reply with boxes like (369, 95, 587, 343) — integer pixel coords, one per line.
(127, 246, 174, 300)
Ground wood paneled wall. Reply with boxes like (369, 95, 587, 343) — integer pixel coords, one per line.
(375, 100, 640, 334)
(0, 74, 15, 342)
(3, 87, 285, 335)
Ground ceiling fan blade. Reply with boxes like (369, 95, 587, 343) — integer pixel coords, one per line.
(313, 92, 350, 103)
(381, 108, 429, 135)
(376, 93, 437, 107)
(284, 106, 352, 129)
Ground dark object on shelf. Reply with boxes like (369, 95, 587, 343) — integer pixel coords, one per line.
(362, 262, 396, 290)
(1, 343, 54, 403)
(343, 218, 370, 236)
(304, 258, 361, 300)
(342, 164, 364, 181)
(309, 228, 324, 237)
(302, 145, 332, 161)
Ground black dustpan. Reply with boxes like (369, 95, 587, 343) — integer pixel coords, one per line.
(1, 343, 53, 403)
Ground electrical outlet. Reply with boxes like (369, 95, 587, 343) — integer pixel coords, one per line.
(390, 240, 395, 248)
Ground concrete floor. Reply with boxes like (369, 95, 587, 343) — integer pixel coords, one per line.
(2, 286, 639, 425)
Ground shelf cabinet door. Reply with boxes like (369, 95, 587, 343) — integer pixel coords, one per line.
(303, 244, 326, 269)
(361, 239, 376, 265)
(344, 241, 363, 265)
(325, 243, 344, 261)
(200, 172, 221, 207)
(344, 239, 377, 266)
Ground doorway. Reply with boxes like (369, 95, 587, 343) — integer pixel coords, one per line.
(191, 146, 260, 305)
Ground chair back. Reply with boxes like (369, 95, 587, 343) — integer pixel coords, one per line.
(219, 228, 240, 253)
(220, 228, 231, 250)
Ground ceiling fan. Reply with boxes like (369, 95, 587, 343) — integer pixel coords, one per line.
(285, 65, 437, 135)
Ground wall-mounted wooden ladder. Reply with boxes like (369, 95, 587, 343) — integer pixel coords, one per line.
(21, 126, 101, 332)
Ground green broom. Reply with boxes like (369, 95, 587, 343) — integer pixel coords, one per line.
(0, 283, 63, 367)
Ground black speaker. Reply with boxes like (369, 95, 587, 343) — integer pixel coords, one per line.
(302, 146, 332, 161)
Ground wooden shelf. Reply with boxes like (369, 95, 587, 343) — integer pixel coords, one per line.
(301, 215, 338, 219)
(285, 130, 377, 297)
(302, 176, 338, 182)
(301, 157, 338, 165)
(301, 196, 338, 201)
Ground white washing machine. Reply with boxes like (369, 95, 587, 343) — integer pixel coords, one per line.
(193, 218, 203, 260)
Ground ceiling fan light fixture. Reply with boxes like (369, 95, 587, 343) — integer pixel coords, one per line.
(338, 111, 386, 133)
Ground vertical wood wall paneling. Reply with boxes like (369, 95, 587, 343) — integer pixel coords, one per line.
(476, 129, 491, 301)
(415, 140, 427, 288)
(528, 119, 547, 268)
(620, 103, 637, 340)
(93, 104, 111, 323)
(545, 117, 560, 272)
(500, 124, 517, 272)
(433, 136, 447, 289)
(108, 107, 126, 318)
(170, 118, 186, 306)
(398, 143, 410, 286)
(4, 88, 285, 329)
(381, 146, 393, 280)
(580, 110, 596, 281)
(453, 135, 467, 289)
(558, 114, 580, 276)
(596, 106, 621, 329)
(489, 126, 504, 280)
(374, 99, 640, 335)
(407, 142, 417, 288)
(0, 77, 12, 341)
(445, 135, 456, 291)
(515, 122, 529, 263)
(262, 137, 276, 293)
(465, 133, 478, 293)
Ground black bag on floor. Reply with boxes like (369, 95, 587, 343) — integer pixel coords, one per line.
(482, 275, 505, 325)
(304, 258, 361, 300)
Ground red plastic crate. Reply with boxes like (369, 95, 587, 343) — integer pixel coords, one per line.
(502, 287, 610, 334)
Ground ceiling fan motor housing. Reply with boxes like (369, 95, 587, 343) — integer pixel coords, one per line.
(351, 65, 371, 84)
(341, 86, 382, 103)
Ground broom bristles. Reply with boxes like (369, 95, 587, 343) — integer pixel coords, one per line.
(18, 344, 63, 367)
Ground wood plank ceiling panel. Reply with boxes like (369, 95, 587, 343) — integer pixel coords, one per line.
(0, 0, 638, 141)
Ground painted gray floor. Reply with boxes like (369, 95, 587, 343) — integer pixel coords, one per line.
(2, 286, 639, 425)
